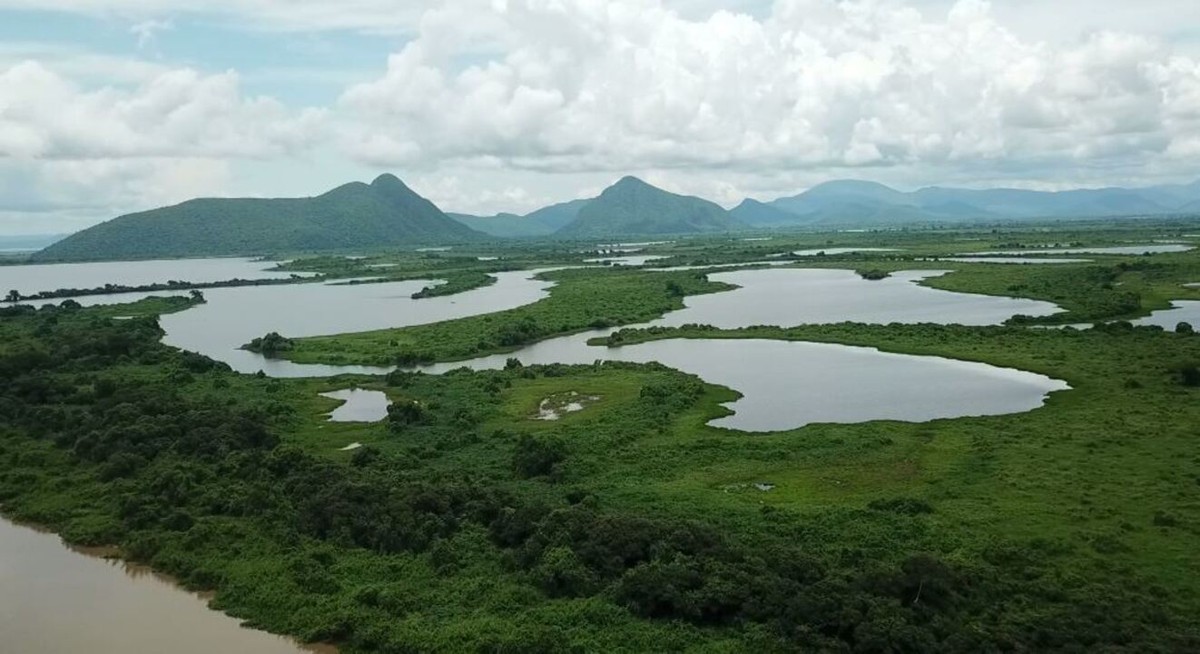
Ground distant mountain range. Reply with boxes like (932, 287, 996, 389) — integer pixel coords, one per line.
(29, 174, 1200, 261)
(449, 199, 590, 238)
(730, 179, 1200, 227)
(35, 174, 483, 262)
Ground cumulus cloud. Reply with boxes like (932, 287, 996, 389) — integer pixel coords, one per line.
(336, 0, 1200, 188)
(0, 61, 325, 160)
(0, 59, 324, 231)
(5, 0, 1200, 226)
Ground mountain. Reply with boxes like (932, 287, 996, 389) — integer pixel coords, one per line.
(755, 179, 1200, 226)
(34, 174, 484, 262)
(557, 177, 742, 237)
(449, 199, 589, 238)
(729, 199, 813, 227)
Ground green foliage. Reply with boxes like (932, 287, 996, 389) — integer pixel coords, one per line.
(283, 268, 732, 365)
(410, 271, 496, 299)
(34, 174, 483, 262)
(513, 434, 567, 479)
(856, 268, 890, 280)
(7, 229, 1200, 651)
(245, 332, 294, 355)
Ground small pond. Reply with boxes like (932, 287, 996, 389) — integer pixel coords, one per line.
(320, 389, 390, 422)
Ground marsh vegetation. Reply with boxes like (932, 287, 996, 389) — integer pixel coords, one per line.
(3, 223, 1200, 652)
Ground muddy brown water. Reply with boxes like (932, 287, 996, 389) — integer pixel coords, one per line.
(0, 517, 331, 654)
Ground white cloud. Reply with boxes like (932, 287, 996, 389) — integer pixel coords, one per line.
(0, 59, 324, 233)
(333, 0, 1200, 188)
(5, 0, 1200, 228)
(0, 157, 230, 233)
(335, 0, 1200, 198)
(0, 61, 325, 160)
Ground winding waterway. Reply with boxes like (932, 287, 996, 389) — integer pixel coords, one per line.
(154, 266, 1068, 432)
(161, 269, 555, 374)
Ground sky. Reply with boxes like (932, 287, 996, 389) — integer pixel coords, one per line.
(2, 0, 1200, 235)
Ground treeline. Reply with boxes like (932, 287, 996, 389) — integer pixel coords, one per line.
(3, 274, 314, 304)
(410, 271, 497, 299)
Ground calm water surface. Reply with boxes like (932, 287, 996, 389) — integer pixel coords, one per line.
(0, 257, 300, 296)
(937, 257, 1092, 265)
(320, 389, 390, 422)
(156, 267, 1068, 430)
(791, 248, 898, 256)
(415, 338, 1068, 431)
(647, 268, 1061, 327)
(161, 270, 555, 374)
(1135, 301, 1200, 329)
(0, 518, 318, 654)
(979, 244, 1193, 256)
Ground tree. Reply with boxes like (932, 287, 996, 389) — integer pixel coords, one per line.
(5, 289, 19, 303)
(513, 434, 567, 479)
(1176, 322, 1194, 335)
(188, 289, 206, 303)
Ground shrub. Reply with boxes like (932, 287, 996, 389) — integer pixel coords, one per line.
(513, 434, 566, 479)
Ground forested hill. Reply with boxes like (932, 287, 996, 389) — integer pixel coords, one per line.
(556, 176, 743, 237)
(34, 174, 485, 262)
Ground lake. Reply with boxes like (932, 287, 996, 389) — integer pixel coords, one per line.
(0, 257, 300, 296)
(320, 388, 391, 422)
(414, 338, 1068, 432)
(1135, 301, 1200, 330)
(977, 244, 1193, 256)
(791, 248, 899, 256)
(646, 268, 1061, 327)
(160, 270, 555, 375)
(0, 518, 320, 654)
(156, 266, 1069, 430)
(937, 257, 1092, 265)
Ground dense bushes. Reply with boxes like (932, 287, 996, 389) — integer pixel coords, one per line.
(2, 301, 1198, 651)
